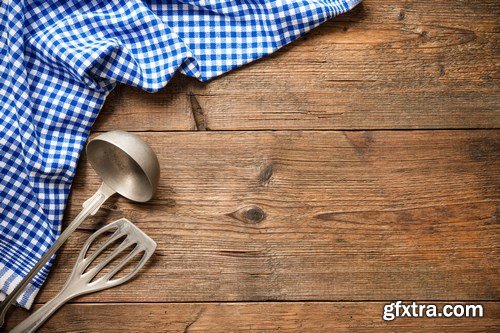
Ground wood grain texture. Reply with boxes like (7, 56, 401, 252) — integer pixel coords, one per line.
(26, 130, 499, 304)
(8, 1, 497, 331)
(5, 302, 499, 332)
(94, 0, 500, 131)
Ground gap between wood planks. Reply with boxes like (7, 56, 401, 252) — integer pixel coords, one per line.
(27, 300, 500, 305)
(90, 128, 500, 133)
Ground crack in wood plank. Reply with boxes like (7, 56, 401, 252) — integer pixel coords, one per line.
(189, 92, 207, 131)
(184, 308, 204, 333)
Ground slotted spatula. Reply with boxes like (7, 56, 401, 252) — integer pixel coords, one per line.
(11, 218, 156, 333)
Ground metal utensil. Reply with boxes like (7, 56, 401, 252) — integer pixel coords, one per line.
(0, 130, 160, 326)
(11, 218, 157, 333)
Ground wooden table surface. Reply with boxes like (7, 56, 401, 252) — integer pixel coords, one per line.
(5, 0, 499, 331)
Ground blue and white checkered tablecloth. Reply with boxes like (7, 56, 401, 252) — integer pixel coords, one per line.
(0, 0, 361, 308)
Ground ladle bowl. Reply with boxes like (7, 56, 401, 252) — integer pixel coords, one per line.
(87, 130, 160, 203)
(0, 130, 160, 327)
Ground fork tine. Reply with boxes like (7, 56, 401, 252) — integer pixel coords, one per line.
(85, 237, 135, 281)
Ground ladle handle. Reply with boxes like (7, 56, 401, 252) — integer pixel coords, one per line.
(0, 183, 114, 328)
(9, 288, 75, 333)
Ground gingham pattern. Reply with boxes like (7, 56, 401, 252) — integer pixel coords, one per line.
(0, 0, 361, 309)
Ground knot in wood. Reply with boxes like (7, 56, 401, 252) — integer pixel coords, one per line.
(259, 163, 274, 185)
(228, 205, 266, 224)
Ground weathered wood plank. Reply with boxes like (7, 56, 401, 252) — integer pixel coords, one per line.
(5, 302, 499, 332)
(29, 130, 499, 303)
(95, 82, 195, 132)
(95, 0, 500, 131)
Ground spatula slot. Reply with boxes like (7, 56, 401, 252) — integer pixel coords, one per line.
(83, 234, 128, 275)
(83, 226, 120, 260)
(89, 242, 138, 284)
(108, 247, 147, 282)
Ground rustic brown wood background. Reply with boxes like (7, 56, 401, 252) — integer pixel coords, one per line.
(5, 0, 499, 331)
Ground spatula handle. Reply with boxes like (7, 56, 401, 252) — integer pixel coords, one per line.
(10, 289, 73, 333)
(0, 183, 114, 328)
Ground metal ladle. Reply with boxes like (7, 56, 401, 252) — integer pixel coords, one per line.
(0, 130, 160, 327)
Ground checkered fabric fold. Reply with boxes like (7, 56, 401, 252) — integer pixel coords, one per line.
(0, 0, 361, 309)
